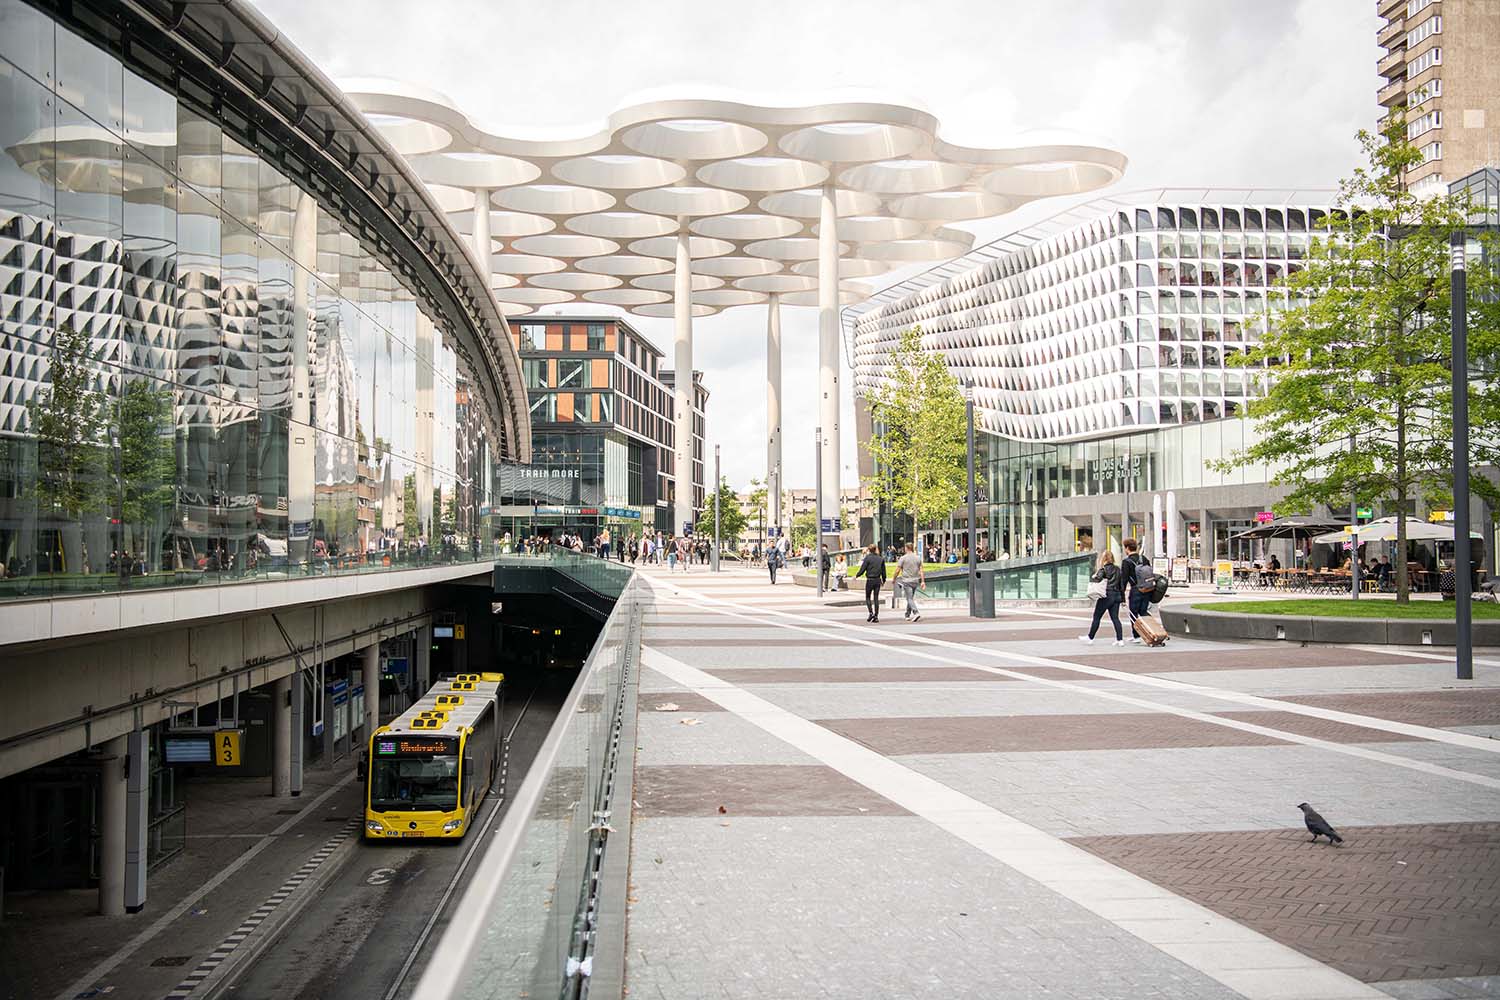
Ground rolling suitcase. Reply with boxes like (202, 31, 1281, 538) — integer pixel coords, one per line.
(1131, 611, 1168, 647)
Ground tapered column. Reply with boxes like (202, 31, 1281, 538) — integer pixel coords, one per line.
(673, 231, 694, 536)
(766, 292, 782, 531)
(362, 642, 380, 739)
(288, 191, 317, 568)
(472, 188, 492, 287)
(817, 185, 840, 542)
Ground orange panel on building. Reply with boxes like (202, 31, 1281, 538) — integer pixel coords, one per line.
(590, 358, 610, 387)
(569, 324, 588, 351)
(590, 393, 601, 422)
(545, 325, 564, 351)
(556, 392, 574, 422)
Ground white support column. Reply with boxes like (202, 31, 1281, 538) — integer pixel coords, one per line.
(415, 624, 432, 691)
(97, 734, 127, 915)
(817, 184, 840, 543)
(673, 231, 694, 536)
(362, 643, 380, 739)
(272, 674, 292, 797)
(472, 188, 492, 288)
(766, 292, 782, 532)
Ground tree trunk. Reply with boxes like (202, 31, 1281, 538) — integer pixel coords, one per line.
(1395, 403, 1409, 604)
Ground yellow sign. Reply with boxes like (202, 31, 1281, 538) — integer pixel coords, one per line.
(454, 624, 466, 640)
(215, 730, 241, 767)
(1214, 559, 1235, 592)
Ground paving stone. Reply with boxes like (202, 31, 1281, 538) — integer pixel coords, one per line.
(816, 712, 1289, 754)
(1070, 823, 1500, 983)
(633, 765, 908, 817)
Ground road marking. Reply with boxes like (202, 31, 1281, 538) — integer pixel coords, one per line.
(644, 646, 1386, 1000)
(54, 771, 356, 1000)
(648, 582, 1500, 788)
(163, 820, 359, 999)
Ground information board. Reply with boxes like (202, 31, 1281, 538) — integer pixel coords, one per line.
(215, 730, 241, 767)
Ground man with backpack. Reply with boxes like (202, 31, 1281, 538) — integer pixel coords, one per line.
(1121, 538, 1165, 645)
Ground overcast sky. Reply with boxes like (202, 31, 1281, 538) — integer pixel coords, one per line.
(254, 0, 1379, 489)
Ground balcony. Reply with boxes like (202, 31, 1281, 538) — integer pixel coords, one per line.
(1378, 78, 1408, 107)
(1378, 0, 1406, 17)
(1378, 15, 1406, 47)
(1377, 47, 1408, 78)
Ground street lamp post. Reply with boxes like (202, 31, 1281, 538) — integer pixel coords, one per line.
(1452, 233, 1473, 681)
(962, 380, 977, 617)
(712, 444, 721, 573)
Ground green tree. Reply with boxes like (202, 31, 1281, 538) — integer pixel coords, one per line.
(863, 326, 967, 557)
(29, 324, 108, 519)
(117, 378, 176, 567)
(790, 510, 818, 550)
(402, 472, 419, 539)
(1214, 111, 1500, 602)
(701, 476, 747, 546)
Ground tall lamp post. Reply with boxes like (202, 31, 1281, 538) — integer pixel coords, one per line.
(712, 444, 721, 573)
(1452, 233, 1473, 681)
(963, 379, 978, 618)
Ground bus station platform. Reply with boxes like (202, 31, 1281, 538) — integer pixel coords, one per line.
(625, 564, 1500, 1000)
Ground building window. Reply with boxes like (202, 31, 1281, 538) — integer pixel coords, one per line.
(1408, 46, 1442, 77)
(1407, 0, 1435, 17)
(1406, 14, 1441, 49)
(517, 322, 545, 351)
(587, 323, 607, 351)
(1408, 109, 1442, 140)
(1408, 78, 1442, 107)
(1422, 140, 1443, 163)
(558, 359, 586, 387)
(522, 359, 547, 388)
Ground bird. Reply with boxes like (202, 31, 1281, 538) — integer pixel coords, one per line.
(1297, 802, 1343, 845)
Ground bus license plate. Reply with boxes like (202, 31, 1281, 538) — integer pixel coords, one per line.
(402, 831, 423, 838)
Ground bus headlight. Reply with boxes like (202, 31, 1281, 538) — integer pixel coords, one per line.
(443, 819, 463, 834)
(366, 820, 386, 835)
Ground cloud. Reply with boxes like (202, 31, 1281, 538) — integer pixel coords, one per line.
(253, 0, 1378, 489)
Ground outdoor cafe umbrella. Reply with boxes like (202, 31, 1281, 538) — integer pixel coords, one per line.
(1229, 516, 1346, 541)
(1310, 516, 1479, 545)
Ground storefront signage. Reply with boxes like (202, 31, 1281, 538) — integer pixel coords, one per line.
(536, 506, 599, 516)
(603, 506, 641, 519)
(1088, 455, 1143, 484)
(1254, 511, 1275, 523)
(1356, 506, 1373, 519)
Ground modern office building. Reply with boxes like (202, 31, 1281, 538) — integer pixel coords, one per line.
(850, 189, 1349, 566)
(661, 367, 710, 521)
(1377, 0, 1500, 197)
(491, 315, 705, 541)
(0, 0, 525, 913)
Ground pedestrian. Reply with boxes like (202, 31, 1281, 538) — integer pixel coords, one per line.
(1081, 549, 1125, 646)
(676, 535, 690, 572)
(819, 544, 832, 590)
(666, 537, 678, 572)
(895, 543, 924, 622)
(853, 544, 886, 623)
(599, 528, 611, 561)
(1120, 537, 1152, 644)
(767, 542, 782, 585)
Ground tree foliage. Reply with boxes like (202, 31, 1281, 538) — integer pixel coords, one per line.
(863, 326, 968, 545)
(1213, 111, 1500, 601)
(790, 510, 818, 550)
(703, 476, 747, 544)
(29, 323, 108, 520)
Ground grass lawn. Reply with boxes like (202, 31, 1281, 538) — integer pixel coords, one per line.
(1192, 599, 1500, 620)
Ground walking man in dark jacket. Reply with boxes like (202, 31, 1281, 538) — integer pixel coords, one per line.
(1121, 537, 1153, 643)
(853, 545, 887, 623)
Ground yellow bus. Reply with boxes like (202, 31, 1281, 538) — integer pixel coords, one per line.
(363, 672, 502, 840)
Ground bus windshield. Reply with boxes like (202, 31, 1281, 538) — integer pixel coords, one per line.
(369, 737, 460, 811)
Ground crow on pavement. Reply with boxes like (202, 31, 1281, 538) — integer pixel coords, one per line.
(1297, 802, 1343, 845)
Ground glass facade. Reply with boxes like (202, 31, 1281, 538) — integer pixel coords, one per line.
(0, 2, 495, 598)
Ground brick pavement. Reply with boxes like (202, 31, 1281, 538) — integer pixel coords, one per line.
(1070, 823, 1500, 983)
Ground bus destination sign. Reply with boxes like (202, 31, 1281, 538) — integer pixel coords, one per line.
(375, 737, 457, 756)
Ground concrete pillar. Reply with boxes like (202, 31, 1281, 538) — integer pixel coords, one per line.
(672, 231, 694, 536)
(1090, 511, 1106, 555)
(1198, 508, 1212, 565)
(97, 734, 128, 916)
(1165, 490, 1179, 561)
(272, 674, 292, 797)
(362, 643, 380, 738)
(472, 188, 492, 288)
(817, 184, 840, 543)
(1152, 494, 1164, 563)
(766, 292, 782, 532)
(415, 624, 432, 692)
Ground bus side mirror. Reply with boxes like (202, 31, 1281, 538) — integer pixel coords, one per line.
(357, 751, 368, 782)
